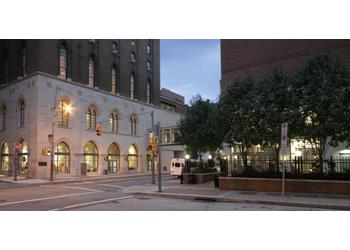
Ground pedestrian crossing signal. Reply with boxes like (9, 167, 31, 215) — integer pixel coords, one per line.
(96, 124, 102, 136)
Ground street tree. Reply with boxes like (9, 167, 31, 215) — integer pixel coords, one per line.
(176, 95, 224, 163)
(295, 53, 350, 172)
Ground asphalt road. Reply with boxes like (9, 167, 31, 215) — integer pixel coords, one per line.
(0, 175, 326, 211)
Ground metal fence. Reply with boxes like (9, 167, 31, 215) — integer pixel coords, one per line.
(227, 156, 350, 180)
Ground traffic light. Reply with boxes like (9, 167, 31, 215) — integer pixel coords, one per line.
(47, 148, 51, 156)
(96, 123, 102, 136)
(149, 132, 158, 155)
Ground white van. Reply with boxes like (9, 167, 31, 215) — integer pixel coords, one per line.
(170, 158, 186, 177)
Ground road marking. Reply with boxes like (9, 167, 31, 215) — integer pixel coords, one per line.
(0, 191, 101, 207)
(98, 184, 124, 188)
(59, 186, 103, 192)
(50, 196, 134, 211)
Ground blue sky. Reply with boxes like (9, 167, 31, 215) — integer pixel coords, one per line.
(160, 39, 221, 105)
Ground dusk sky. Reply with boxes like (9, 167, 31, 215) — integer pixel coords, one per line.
(160, 39, 221, 105)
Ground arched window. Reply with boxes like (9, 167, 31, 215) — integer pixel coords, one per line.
(111, 65, 117, 95)
(86, 105, 97, 129)
(84, 141, 98, 173)
(146, 80, 152, 104)
(0, 142, 9, 174)
(128, 144, 138, 170)
(0, 104, 6, 131)
(147, 60, 152, 71)
(18, 97, 25, 127)
(59, 44, 67, 79)
(131, 52, 136, 62)
(57, 99, 70, 127)
(130, 73, 135, 99)
(22, 44, 26, 77)
(4, 51, 8, 84)
(147, 44, 151, 54)
(109, 110, 118, 133)
(55, 142, 70, 174)
(108, 143, 120, 173)
(88, 57, 95, 88)
(130, 114, 136, 135)
(18, 139, 29, 174)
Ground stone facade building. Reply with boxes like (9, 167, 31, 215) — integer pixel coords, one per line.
(0, 39, 185, 179)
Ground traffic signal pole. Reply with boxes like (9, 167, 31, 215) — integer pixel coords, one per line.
(157, 121, 162, 192)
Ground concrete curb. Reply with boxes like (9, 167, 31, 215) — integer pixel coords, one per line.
(129, 191, 350, 210)
(0, 173, 157, 189)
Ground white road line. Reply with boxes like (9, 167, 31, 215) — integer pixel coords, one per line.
(98, 184, 124, 188)
(50, 196, 134, 211)
(0, 191, 101, 207)
(59, 186, 104, 192)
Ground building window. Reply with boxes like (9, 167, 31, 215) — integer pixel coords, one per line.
(159, 129, 163, 144)
(22, 45, 26, 77)
(55, 142, 70, 174)
(128, 144, 138, 170)
(4, 53, 8, 84)
(109, 111, 118, 133)
(130, 114, 136, 135)
(84, 141, 98, 173)
(18, 139, 29, 174)
(160, 102, 176, 112)
(86, 105, 97, 129)
(88, 57, 95, 87)
(171, 129, 176, 143)
(131, 52, 136, 63)
(59, 45, 67, 79)
(112, 42, 118, 52)
(57, 99, 70, 127)
(108, 143, 120, 173)
(0, 104, 6, 131)
(164, 129, 170, 144)
(18, 98, 25, 127)
(130, 73, 135, 99)
(146, 81, 151, 104)
(0, 142, 9, 174)
(111, 66, 117, 95)
(131, 40, 135, 46)
(147, 44, 151, 54)
(147, 61, 152, 71)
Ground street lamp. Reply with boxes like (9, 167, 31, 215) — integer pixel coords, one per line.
(208, 154, 212, 160)
(185, 154, 190, 173)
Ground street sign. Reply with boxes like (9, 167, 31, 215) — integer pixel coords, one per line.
(280, 123, 289, 156)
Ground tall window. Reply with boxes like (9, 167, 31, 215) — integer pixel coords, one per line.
(112, 42, 118, 52)
(164, 129, 170, 143)
(18, 98, 25, 127)
(0, 104, 6, 131)
(146, 80, 151, 104)
(147, 61, 152, 71)
(4, 52, 8, 84)
(111, 66, 117, 95)
(55, 142, 70, 174)
(59, 45, 67, 79)
(88, 57, 95, 87)
(22, 45, 26, 77)
(128, 144, 138, 170)
(84, 141, 98, 173)
(147, 44, 151, 54)
(130, 73, 135, 99)
(86, 105, 97, 129)
(108, 143, 120, 173)
(130, 114, 136, 135)
(18, 139, 29, 174)
(0, 142, 9, 174)
(57, 99, 69, 127)
(109, 111, 118, 133)
(131, 52, 136, 63)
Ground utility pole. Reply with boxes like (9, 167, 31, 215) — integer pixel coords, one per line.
(157, 121, 162, 192)
(151, 111, 155, 184)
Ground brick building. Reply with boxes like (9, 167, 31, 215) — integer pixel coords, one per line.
(160, 88, 187, 114)
(0, 39, 185, 179)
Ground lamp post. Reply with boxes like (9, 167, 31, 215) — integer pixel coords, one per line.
(185, 154, 190, 173)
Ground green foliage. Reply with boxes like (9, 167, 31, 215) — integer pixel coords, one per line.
(175, 95, 224, 157)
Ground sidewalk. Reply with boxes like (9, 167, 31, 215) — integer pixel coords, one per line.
(127, 181, 350, 210)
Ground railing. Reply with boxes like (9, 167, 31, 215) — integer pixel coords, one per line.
(227, 156, 350, 180)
